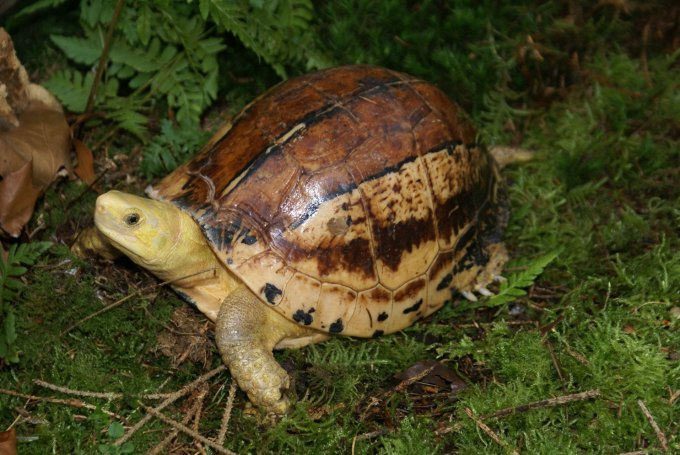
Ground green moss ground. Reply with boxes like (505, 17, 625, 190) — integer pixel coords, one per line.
(1, 1, 678, 453)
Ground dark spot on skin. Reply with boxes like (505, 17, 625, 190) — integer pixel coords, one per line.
(437, 274, 453, 291)
(329, 319, 344, 334)
(293, 309, 313, 325)
(241, 233, 257, 245)
(377, 312, 389, 322)
(263, 283, 282, 304)
(372, 330, 384, 338)
(403, 299, 423, 314)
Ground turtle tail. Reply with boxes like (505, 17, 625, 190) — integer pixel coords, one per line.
(488, 145, 534, 169)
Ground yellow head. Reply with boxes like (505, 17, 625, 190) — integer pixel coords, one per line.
(94, 190, 205, 280)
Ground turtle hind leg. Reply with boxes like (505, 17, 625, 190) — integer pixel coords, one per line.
(214, 284, 317, 414)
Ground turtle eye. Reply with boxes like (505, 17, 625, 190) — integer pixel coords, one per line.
(124, 213, 141, 226)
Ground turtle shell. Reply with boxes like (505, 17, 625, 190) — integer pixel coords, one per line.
(149, 65, 506, 337)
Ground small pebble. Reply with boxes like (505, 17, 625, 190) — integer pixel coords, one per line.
(670, 306, 680, 320)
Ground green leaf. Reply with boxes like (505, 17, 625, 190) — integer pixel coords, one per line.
(486, 250, 561, 308)
(44, 70, 92, 113)
(12, 0, 69, 19)
(50, 34, 102, 65)
(4, 310, 16, 344)
(107, 421, 125, 439)
(137, 5, 152, 46)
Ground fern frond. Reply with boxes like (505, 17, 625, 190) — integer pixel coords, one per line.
(44, 70, 92, 112)
(486, 250, 561, 307)
(0, 241, 51, 363)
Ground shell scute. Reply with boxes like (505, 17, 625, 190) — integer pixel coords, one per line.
(150, 65, 506, 337)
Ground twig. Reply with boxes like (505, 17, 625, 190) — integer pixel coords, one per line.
(141, 405, 236, 455)
(637, 399, 669, 452)
(0, 388, 125, 421)
(33, 378, 207, 401)
(148, 389, 206, 455)
(564, 345, 590, 366)
(61, 268, 216, 336)
(216, 381, 238, 446)
(394, 365, 436, 392)
(191, 384, 209, 455)
(114, 365, 226, 446)
(351, 429, 389, 455)
(33, 379, 122, 399)
(618, 451, 647, 455)
(483, 389, 601, 419)
(82, 0, 126, 120)
(543, 339, 566, 388)
(464, 407, 519, 455)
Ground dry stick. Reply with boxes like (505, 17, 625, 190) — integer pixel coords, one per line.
(394, 364, 436, 392)
(192, 384, 210, 455)
(483, 389, 601, 420)
(33, 379, 122, 400)
(360, 364, 436, 420)
(141, 405, 236, 455)
(351, 429, 389, 455)
(637, 399, 669, 452)
(148, 390, 206, 455)
(80, 0, 126, 130)
(216, 381, 238, 446)
(61, 267, 216, 336)
(33, 378, 196, 401)
(0, 388, 125, 421)
(464, 407, 519, 455)
(114, 365, 226, 446)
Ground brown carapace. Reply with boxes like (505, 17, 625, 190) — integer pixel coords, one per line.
(149, 65, 508, 338)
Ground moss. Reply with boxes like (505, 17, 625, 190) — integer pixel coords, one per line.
(1, 1, 679, 453)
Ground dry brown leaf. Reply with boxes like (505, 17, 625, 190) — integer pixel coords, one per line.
(0, 159, 42, 236)
(0, 428, 17, 455)
(393, 359, 468, 395)
(74, 139, 96, 185)
(0, 27, 71, 237)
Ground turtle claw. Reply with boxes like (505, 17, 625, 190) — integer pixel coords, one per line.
(493, 275, 507, 283)
(461, 290, 478, 302)
(476, 286, 493, 297)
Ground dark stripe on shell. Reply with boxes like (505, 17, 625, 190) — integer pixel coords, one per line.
(402, 298, 423, 314)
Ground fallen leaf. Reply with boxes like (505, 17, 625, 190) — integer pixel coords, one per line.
(73, 139, 95, 184)
(0, 428, 17, 455)
(0, 27, 71, 237)
(393, 359, 468, 395)
(0, 159, 42, 236)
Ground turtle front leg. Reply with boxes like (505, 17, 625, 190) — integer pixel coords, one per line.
(215, 284, 317, 414)
(71, 226, 122, 260)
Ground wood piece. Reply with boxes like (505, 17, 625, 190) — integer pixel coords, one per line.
(483, 389, 601, 419)
(464, 407, 519, 455)
(637, 399, 668, 452)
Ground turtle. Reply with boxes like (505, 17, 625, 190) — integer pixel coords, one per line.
(74, 65, 512, 414)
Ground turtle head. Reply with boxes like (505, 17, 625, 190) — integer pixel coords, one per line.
(94, 190, 198, 277)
